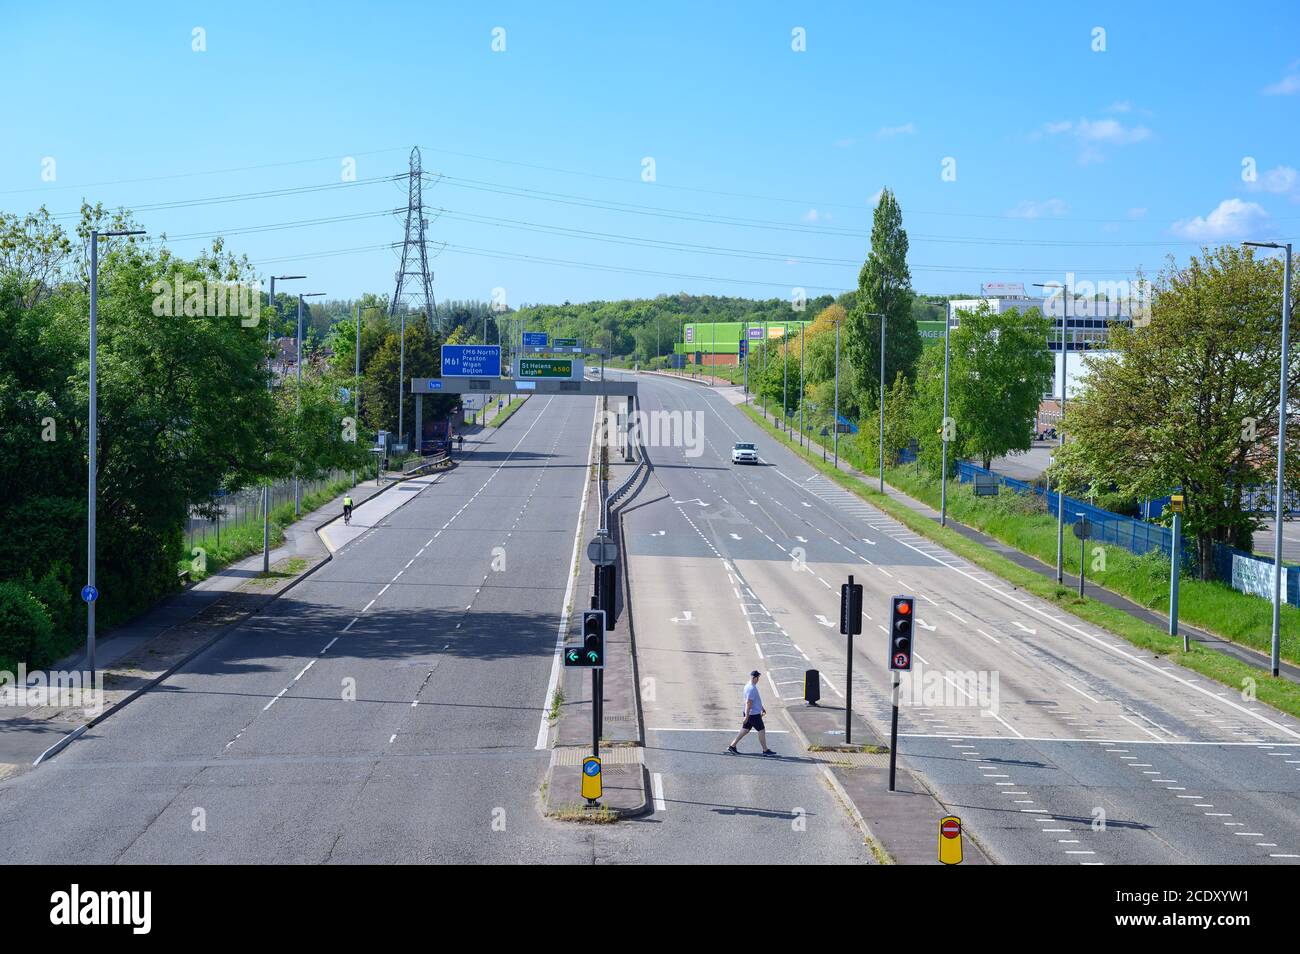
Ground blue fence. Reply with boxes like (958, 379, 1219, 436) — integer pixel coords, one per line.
(955, 460, 1300, 606)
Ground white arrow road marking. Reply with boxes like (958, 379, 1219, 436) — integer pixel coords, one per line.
(671, 610, 694, 624)
(730, 533, 743, 540)
(749, 499, 758, 505)
(650, 530, 665, 537)
(801, 501, 812, 508)
(815, 614, 834, 627)
(796, 536, 808, 543)
(1013, 621, 1037, 634)
(862, 537, 876, 545)
(917, 618, 938, 632)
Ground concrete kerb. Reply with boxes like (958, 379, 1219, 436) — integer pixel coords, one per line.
(34, 472, 424, 767)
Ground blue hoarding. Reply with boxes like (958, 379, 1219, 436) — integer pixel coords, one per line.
(522, 331, 549, 348)
(441, 345, 502, 377)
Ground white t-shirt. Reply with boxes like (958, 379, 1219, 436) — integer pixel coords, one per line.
(742, 681, 763, 716)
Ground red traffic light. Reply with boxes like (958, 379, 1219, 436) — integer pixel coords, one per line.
(897, 600, 911, 614)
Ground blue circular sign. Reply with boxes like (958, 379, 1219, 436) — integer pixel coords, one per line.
(583, 759, 600, 777)
(81, 585, 99, 603)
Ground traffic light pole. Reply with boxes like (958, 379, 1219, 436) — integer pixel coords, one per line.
(889, 672, 900, 792)
(845, 575, 854, 746)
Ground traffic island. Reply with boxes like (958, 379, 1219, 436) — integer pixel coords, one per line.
(783, 702, 992, 865)
(543, 747, 649, 821)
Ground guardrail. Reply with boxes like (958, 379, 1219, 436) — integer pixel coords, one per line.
(402, 451, 452, 477)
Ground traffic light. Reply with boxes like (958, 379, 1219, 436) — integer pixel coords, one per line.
(889, 595, 914, 672)
(565, 610, 606, 668)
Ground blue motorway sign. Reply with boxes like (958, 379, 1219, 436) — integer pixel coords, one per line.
(441, 345, 502, 377)
(522, 331, 549, 348)
(738, 338, 748, 361)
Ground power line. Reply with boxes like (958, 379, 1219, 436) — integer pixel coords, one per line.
(0, 147, 413, 197)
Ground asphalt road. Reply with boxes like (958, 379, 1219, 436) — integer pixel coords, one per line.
(0, 395, 607, 863)
(6, 373, 1299, 865)
(617, 369, 1300, 865)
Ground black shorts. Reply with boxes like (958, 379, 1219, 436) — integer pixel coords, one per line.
(742, 714, 765, 732)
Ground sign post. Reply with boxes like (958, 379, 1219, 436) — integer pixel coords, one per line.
(1170, 494, 1184, 649)
(839, 575, 863, 744)
(1072, 515, 1091, 597)
(887, 595, 914, 792)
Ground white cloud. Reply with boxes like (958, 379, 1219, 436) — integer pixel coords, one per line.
(1107, 100, 1132, 113)
(1126, 207, 1148, 219)
(1040, 117, 1151, 164)
(1007, 198, 1069, 219)
(868, 188, 884, 206)
(833, 137, 856, 149)
(1247, 165, 1298, 195)
(802, 208, 832, 222)
(1264, 63, 1300, 95)
(1170, 198, 1269, 241)
(876, 122, 916, 139)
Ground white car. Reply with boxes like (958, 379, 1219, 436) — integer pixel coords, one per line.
(731, 442, 759, 464)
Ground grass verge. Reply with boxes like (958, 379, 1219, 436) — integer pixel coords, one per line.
(738, 402, 1300, 720)
(181, 477, 354, 584)
(487, 395, 527, 427)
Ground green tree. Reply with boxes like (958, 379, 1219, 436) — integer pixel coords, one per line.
(949, 303, 1054, 469)
(1055, 246, 1297, 576)
(845, 189, 922, 418)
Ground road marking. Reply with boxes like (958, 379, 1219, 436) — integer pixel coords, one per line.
(652, 772, 667, 812)
(1061, 682, 1100, 704)
(341, 618, 359, 633)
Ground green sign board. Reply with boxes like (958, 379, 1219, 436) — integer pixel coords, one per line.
(518, 357, 576, 379)
(553, 338, 580, 348)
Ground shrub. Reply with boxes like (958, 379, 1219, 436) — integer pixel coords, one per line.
(0, 581, 56, 669)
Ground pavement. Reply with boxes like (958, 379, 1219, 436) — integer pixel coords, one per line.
(610, 368, 1300, 865)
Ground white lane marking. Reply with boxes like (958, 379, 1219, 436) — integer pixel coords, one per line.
(361, 599, 376, 613)
(652, 772, 667, 812)
(322, 637, 339, 653)
(1061, 682, 1100, 704)
(1119, 714, 1167, 742)
(341, 618, 359, 633)
(975, 628, 1001, 644)
(263, 688, 287, 711)
(294, 660, 315, 682)
(537, 399, 599, 751)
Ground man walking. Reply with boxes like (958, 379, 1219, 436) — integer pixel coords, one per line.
(727, 670, 776, 756)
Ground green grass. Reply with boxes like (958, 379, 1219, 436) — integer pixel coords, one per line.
(488, 395, 527, 427)
(181, 477, 354, 584)
(738, 402, 1300, 720)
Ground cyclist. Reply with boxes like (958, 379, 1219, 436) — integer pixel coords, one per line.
(342, 494, 354, 525)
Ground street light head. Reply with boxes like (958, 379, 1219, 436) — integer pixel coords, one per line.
(301, 292, 326, 298)
(96, 229, 146, 239)
(274, 274, 307, 281)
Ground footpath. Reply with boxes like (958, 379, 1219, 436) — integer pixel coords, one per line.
(0, 446, 473, 782)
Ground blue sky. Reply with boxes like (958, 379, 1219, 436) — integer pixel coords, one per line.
(2, 1, 1297, 307)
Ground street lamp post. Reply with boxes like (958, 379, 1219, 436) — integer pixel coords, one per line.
(87, 228, 146, 681)
(1245, 240, 1294, 677)
(833, 319, 841, 469)
(799, 322, 805, 448)
(940, 301, 952, 525)
(294, 291, 326, 516)
(1034, 281, 1071, 581)
(264, 274, 304, 573)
